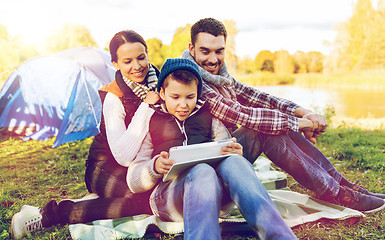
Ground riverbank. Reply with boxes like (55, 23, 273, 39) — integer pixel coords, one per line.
(235, 71, 385, 89)
(331, 116, 385, 130)
(236, 72, 385, 130)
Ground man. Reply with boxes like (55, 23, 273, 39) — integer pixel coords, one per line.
(181, 17, 385, 213)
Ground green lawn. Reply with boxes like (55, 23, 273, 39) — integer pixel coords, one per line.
(1, 128, 385, 239)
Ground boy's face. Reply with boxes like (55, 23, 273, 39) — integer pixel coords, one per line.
(189, 32, 225, 75)
(160, 77, 198, 121)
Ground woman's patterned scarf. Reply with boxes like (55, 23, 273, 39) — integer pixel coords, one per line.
(119, 64, 158, 100)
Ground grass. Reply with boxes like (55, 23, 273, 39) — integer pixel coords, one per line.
(1, 128, 385, 239)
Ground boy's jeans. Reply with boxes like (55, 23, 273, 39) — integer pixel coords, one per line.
(233, 127, 343, 197)
(150, 155, 297, 240)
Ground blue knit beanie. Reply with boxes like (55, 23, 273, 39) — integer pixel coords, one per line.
(157, 58, 202, 96)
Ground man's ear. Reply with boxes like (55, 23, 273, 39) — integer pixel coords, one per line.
(188, 43, 195, 57)
(159, 87, 166, 100)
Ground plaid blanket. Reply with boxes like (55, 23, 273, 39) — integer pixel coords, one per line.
(69, 157, 364, 240)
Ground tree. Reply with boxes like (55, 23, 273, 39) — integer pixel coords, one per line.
(357, 3, 385, 69)
(223, 20, 238, 74)
(45, 24, 97, 53)
(0, 25, 40, 84)
(161, 24, 191, 60)
(237, 56, 256, 74)
(254, 50, 275, 72)
(0, 40, 19, 83)
(0, 25, 8, 40)
(274, 50, 295, 74)
(331, 0, 374, 71)
(307, 51, 324, 73)
(0, 25, 19, 82)
(146, 38, 164, 70)
(292, 51, 307, 73)
(261, 60, 274, 72)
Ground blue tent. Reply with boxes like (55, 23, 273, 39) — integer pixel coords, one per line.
(0, 47, 115, 147)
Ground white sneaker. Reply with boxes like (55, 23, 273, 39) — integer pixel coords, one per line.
(11, 205, 43, 239)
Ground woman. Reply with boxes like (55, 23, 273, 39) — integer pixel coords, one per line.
(11, 30, 160, 239)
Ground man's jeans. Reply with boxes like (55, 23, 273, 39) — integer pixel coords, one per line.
(150, 155, 297, 240)
(233, 127, 343, 197)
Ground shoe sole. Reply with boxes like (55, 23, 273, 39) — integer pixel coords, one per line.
(362, 200, 385, 214)
(10, 212, 21, 239)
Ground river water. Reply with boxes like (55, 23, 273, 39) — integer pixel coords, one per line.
(256, 85, 385, 126)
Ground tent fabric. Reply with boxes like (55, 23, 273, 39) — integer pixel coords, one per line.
(0, 47, 115, 147)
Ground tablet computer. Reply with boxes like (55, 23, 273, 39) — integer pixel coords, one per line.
(163, 139, 234, 182)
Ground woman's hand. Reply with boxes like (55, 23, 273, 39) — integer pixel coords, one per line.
(144, 91, 160, 104)
(220, 137, 243, 156)
(154, 151, 175, 174)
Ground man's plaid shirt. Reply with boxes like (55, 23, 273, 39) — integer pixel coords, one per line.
(201, 79, 300, 135)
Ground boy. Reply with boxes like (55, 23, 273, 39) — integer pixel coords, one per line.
(126, 58, 297, 240)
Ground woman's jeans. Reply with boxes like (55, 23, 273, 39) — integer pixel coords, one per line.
(150, 155, 297, 240)
(233, 127, 343, 197)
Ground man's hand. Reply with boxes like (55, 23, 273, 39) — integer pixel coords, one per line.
(303, 112, 328, 134)
(298, 118, 317, 144)
(154, 151, 175, 174)
(220, 137, 243, 156)
(144, 91, 160, 104)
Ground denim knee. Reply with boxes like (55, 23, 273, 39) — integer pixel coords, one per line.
(218, 155, 255, 177)
(150, 163, 222, 222)
(185, 163, 222, 203)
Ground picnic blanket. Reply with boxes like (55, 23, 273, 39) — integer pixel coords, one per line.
(69, 157, 364, 240)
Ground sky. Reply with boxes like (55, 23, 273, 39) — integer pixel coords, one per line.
(0, 0, 364, 58)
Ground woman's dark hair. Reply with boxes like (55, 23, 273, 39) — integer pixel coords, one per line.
(109, 30, 148, 62)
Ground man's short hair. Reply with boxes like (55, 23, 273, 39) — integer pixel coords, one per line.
(190, 18, 227, 45)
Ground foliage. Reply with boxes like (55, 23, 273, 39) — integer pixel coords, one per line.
(146, 38, 164, 70)
(0, 23, 98, 86)
(326, 0, 385, 72)
(45, 24, 97, 53)
(273, 50, 295, 74)
(236, 56, 256, 74)
(0, 25, 40, 84)
(235, 72, 295, 86)
(0, 25, 8, 40)
(254, 50, 275, 73)
(223, 19, 238, 74)
(161, 24, 191, 60)
(293, 51, 308, 74)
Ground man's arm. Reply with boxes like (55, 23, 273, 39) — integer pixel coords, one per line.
(201, 84, 299, 135)
(295, 107, 328, 133)
(234, 80, 299, 116)
(234, 80, 328, 138)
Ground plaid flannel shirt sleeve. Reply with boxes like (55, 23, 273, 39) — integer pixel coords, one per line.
(201, 82, 300, 135)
